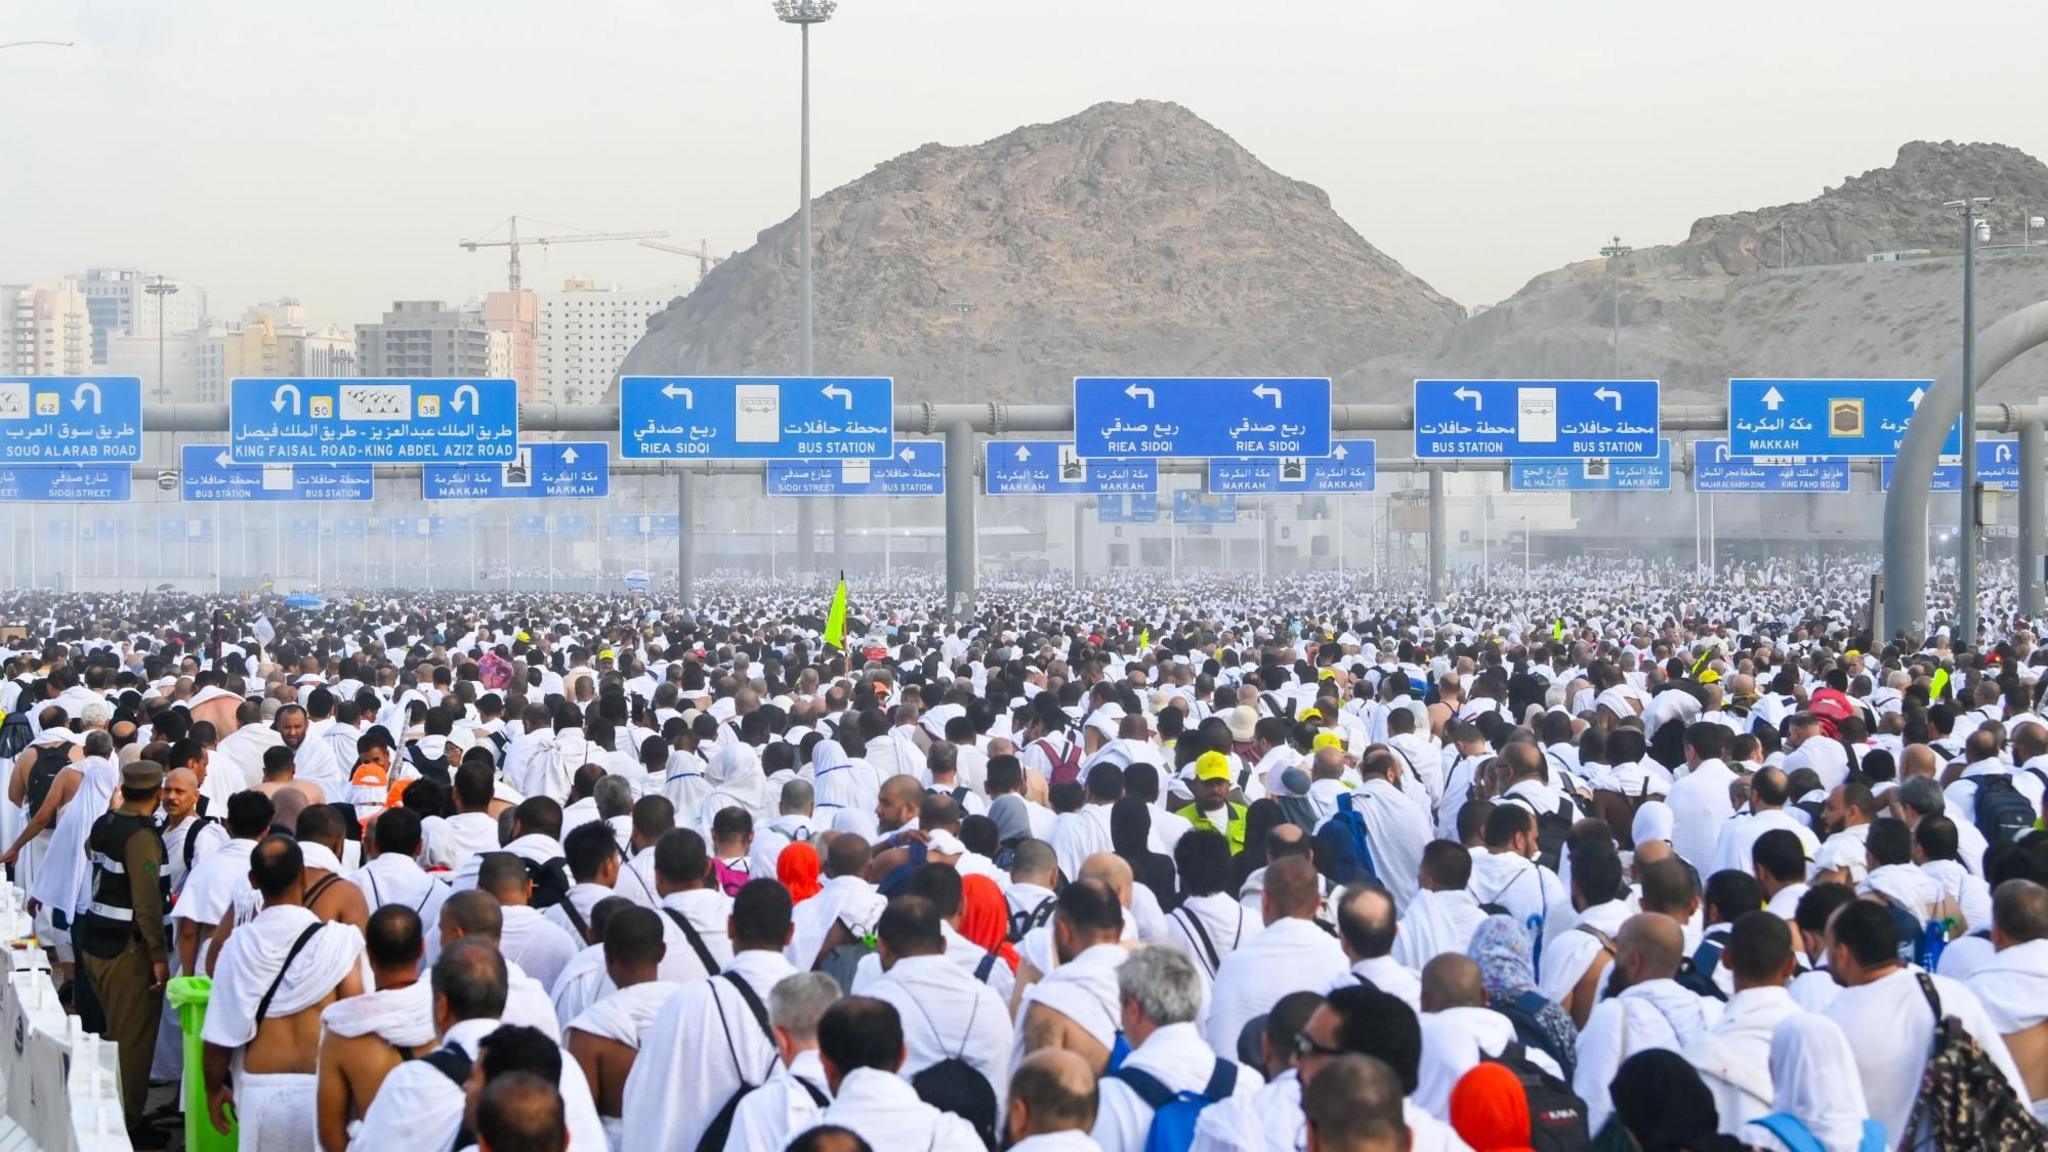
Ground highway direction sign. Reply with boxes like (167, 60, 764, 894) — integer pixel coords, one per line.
(1881, 439, 2021, 492)
(1096, 494, 1161, 523)
(618, 376, 894, 460)
(984, 440, 1158, 496)
(228, 378, 518, 463)
(1508, 439, 1672, 491)
(609, 515, 680, 537)
(181, 445, 373, 502)
(766, 440, 943, 496)
(1728, 378, 1959, 458)
(1173, 491, 1238, 523)
(1207, 439, 1375, 494)
(0, 465, 131, 502)
(1415, 379, 1659, 460)
(1692, 439, 1853, 493)
(422, 442, 610, 500)
(1073, 377, 1331, 459)
(0, 376, 143, 463)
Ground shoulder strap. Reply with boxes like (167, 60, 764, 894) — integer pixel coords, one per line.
(421, 1044, 473, 1086)
(663, 907, 722, 976)
(1200, 1058, 1239, 1101)
(1914, 970, 1944, 1021)
(182, 815, 216, 871)
(1174, 906, 1222, 974)
(303, 872, 344, 909)
(1750, 1113, 1827, 1152)
(721, 971, 771, 1036)
(1108, 1065, 1177, 1111)
(255, 922, 325, 1023)
(1576, 923, 1617, 955)
(974, 951, 998, 983)
(560, 894, 592, 942)
(794, 1076, 829, 1108)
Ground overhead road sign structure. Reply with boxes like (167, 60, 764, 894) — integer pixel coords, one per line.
(1692, 439, 1853, 493)
(1207, 439, 1376, 494)
(1173, 491, 1238, 523)
(610, 514, 680, 537)
(180, 445, 373, 502)
(0, 464, 132, 502)
(766, 441, 943, 496)
(228, 378, 518, 463)
(1881, 439, 2021, 492)
(1509, 439, 1673, 491)
(1414, 379, 1659, 460)
(0, 376, 143, 462)
(984, 440, 1158, 496)
(422, 441, 610, 500)
(1073, 377, 1331, 459)
(618, 375, 894, 460)
(1097, 494, 1162, 523)
(1728, 378, 1959, 458)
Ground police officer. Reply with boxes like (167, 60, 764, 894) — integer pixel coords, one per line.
(75, 759, 170, 1146)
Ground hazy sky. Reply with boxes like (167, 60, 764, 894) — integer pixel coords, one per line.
(6, 0, 2048, 329)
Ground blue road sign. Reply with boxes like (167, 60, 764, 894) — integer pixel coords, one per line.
(1073, 377, 1330, 459)
(338, 518, 366, 538)
(0, 376, 143, 462)
(1173, 491, 1238, 524)
(1692, 440, 1853, 493)
(1881, 439, 2022, 492)
(984, 440, 1158, 496)
(0, 465, 131, 502)
(1098, 496, 1129, 523)
(180, 444, 373, 502)
(557, 515, 587, 538)
(610, 514, 680, 537)
(1728, 379, 1959, 458)
(766, 441, 943, 496)
(1207, 439, 1376, 494)
(517, 515, 548, 538)
(159, 518, 214, 543)
(290, 517, 321, 538)
(1415, 380, 1659, 460)
(422, 441, 610, 501)
(618, 376, 893, 460)
(1130, 493, 1159, 523)
(1509, 439, 1673, 491)
(228, 378, 518, 463)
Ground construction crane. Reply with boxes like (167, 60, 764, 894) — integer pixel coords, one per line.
(638, 239, 724, 285)
(458, 215, 669, 292)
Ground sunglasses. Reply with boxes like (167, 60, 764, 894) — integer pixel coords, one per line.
(1293, 1031, 1345, 1059)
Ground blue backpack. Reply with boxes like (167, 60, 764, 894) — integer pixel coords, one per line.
(1749, 1112, 1885, 1152)
(1110, 1060, 1239, 1152)
(1312, 791, 1380, 887)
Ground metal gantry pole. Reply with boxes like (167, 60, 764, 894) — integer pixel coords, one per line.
(943, 420, 975, 617)
(676, 468, 694, 610)
(1072, 500, 1084, 590)
(1427, 469, 1447, 601)
(1959, 202, 1983, 646)
(792, 17, 817, 577)
(2022, 420, 2046, 619)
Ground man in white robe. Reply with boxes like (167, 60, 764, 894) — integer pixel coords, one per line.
(564, 905, 679, 1149)
(1964, 878, 2048, 1122)
(724, 972, 841, 1152)
(1394, 843, 1490, 971)
(1683, 910, 1802, 1138)
(792, 996, 987, 1152)
(1573, 914, 1723, 1136)
(1205, 858, 1349, 1057)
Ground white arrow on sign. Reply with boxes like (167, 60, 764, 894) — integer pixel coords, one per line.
(1014, 444, 1031, 462)
(1760, 386, 1785, 411)
(70, 381, 102, 415)
(1997, 443, 2013, 464)
(214, 451, 234, 469)
(451, 384, 482, 414)
(660, 383, 694, 408)
(1124, 383, 1156, 408)
(822, 383, 854, 410)
(1909, 387, 1926, 407)
(1251, 384, 1283, 408)
(899, 447, 914, 463)
(561, 446, 579, 465)
(1453, 386, 1482, 411)
(1333, 444, 1349, 459)
(1593, 386, 1622, 411)
(271, 383, 302, 415)
(1713, 443, 1730, 463)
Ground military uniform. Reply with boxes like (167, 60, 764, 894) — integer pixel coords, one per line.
(75, 761, 169, 1129)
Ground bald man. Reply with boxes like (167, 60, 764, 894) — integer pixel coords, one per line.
(1572, 914, 1723, 1133)
(160, 766, 229, 901)
(1412, 952, 1564, 1117)
(1206, 857, 1350, 1056)
(1004, 1049, 1103, 1151)
(1013, 853, 1139, 1006)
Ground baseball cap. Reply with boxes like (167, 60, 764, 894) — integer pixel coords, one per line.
(1195, 751, 1232, 782)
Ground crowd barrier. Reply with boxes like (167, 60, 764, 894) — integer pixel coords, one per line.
(0, 883, 133, 1152)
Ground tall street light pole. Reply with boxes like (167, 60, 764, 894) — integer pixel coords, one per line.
(1947, 197, 1992, 648)
(775, 0, 834, 576)
(1599, 236, 1631, 377)
(145, 276, 179, 405)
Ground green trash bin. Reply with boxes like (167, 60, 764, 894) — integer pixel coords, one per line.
(166, 975, 238, 1152)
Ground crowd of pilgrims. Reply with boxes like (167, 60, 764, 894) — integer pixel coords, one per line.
(2, 564, 2047, 1152)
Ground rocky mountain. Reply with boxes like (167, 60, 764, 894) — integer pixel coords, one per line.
(615, 101, 1465, 402)
(1344, 141, 2048, 412)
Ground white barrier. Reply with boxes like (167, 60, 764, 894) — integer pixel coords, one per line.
(0, 883, 132, 1152)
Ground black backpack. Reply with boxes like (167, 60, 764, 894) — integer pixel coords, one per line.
(1972, 774, 2036, 848)
(1485, 1040, 1593, 1152)
(406, 742, 451, 788)
(524, 856, 572, 910)
(906, 996, 999, 1148)
(1009, 895, 1056, 944)
(0, 710, 32, 761)
(1505, 793, 1580, 873)
(24, 750, 66, 815)
(694, 973, 777, 1152)
(1494, 990, 1576, 1081)
(1676, 933, 1729, 1002)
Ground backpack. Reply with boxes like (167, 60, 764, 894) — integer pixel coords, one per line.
(1876, 899, 1936, 970)
(524, 856, 572, 910)
(694, 973, 778, 1152)
(1505, 792, 1580, 873)
(1485, 1040, 1593, 1152)
(1035, 736, 1082, 787)
(23, 750, 65, 815)
(1972, 774, 2036, 848)
(1009, 895, 1056, 944)
(906, 994, 999, 1148)
(1903, 971, 2048, 1150)
(815, 939, 873, 994)
(1495, 990, 1576, 1081)
(1311, 791, 1381, 887)
(0, 710, 32, 761)
(1677, 933, 1728, 1002)
(1749, 1112, 1886, 1152)
(180, 814, 220, 874)
(1109, 1059, 1239, 1152)
(406, 742, 451, 788)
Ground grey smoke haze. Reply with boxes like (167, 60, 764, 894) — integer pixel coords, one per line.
(5, 0, 2046, 325)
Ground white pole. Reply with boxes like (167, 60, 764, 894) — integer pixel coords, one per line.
(505, 510, 513, 593)
(884, 503, 892, 581)
(1481, 492, 1490, 593)
(1335, 496, 1344, 573)
(213, 506, 221, 594)
(548, 520, 556, 594)
(71, 505, 79, 592)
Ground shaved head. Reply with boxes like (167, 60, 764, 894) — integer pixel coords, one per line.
(1617, 913, 1684, 983)
(1419, 953, 1484, 1013)
(1079, 852, 1134, 904)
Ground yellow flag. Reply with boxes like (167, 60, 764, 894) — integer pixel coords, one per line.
(1690, 643, 1716, 680)
(1552, 619, 1564, 641)
(822, 574, 848, 650)
(1139, 628, 1149, 650)
(1931, 667, 1951, 701)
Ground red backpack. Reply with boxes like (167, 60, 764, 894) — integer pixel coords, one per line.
(1036, 736, 1082, 786)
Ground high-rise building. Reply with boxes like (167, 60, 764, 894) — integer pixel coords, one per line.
(355, 301, 493, 378)
(105, 327, 219, 403)
(70, 268, 206, 365)
(1, 281, 94, 376)
(538, 278, 676, 405)
(483, 291, 538, 401)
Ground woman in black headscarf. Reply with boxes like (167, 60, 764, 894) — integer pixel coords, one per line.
(1111, 796, 1178, 911)
(1608, 1049, 1748, 1152)
(1228, 798, 1287, 893)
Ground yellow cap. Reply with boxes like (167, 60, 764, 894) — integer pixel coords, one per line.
(1195, 751, 1232, 782)
(1299, 708, 1322, 721)
(600, 648, 616, 660)
(516, 630, 531, 643)
(1700, 669, 1722, 685)
(1318, 667, 1337, 680)
(1312, 731, 1345, 752)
